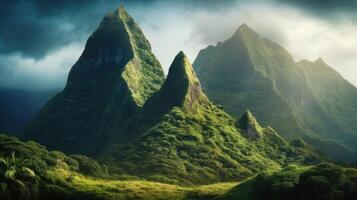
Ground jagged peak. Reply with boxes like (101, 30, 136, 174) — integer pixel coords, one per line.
(315, 57, 326, 65)
(103, 5, 130, 23)
(167, 51, 200, 85)
(67, 5, 164, 106)
(145, 51, 207, 113)
(164, 51, 207, 109)
(237, 110, 263, 140)
(238, 23, 249, 30)
(233, 23, 258, 38)
(298, 57, 326, 66)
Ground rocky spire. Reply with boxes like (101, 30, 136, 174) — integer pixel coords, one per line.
(237, 110, 263, 140)
(145, 51, 207, 114)
(67, 5, 164, 105)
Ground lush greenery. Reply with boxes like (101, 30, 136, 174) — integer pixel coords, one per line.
(219, 163, 357, 200)
(98, 52, 320, 185)
(0, 135, 354, 200)
(9, 6, 356, 200)
(24, 6, 165, 155)
(193, 24, 357, 163)
(0, 134, 238, 200)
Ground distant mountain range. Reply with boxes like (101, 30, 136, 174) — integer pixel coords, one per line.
(193, 24, 357, 163)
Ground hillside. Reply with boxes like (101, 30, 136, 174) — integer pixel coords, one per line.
(0, 134, 238, 200)
(219, 163, 357, 200)
(193, 24, 357, 163)
(1, 134, 354, 200)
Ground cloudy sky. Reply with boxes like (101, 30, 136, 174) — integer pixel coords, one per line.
(1, 0, 357, 91)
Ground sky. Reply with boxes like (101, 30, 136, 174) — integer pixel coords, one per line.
(0, 0, 357, 91)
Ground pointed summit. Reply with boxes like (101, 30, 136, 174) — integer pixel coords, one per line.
(237, 23, 249, 31)
(315, 57, 326, 65)
(237, 110, 263, 140)
(232, 23, 259, 39)
(145, 51, 207, 114)
(68, 5, 164, 105)
(24, 6, 165, 154)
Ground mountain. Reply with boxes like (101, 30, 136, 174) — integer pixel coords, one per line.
(0, 89, 56, 135)
(193, 24, 357, 163)
(24, 6, 165, 155)
(92, 52, 320, 185)
(23, 7, 321, 185)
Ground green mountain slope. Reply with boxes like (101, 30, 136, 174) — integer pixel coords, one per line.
(218, 163, 357, 200)
(97, 52, 320, 185)
(0, 134, 238, 200)
(24, 6, 165, 155)
(23, 7, 321, 186)
(193, 24, 357, 163)
(0, 134, 355, 200)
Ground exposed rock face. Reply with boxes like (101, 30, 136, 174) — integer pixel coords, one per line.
(193, 23, 357, 163)
(24, 6, 165, 155)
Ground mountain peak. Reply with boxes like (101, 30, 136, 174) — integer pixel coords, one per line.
(168, 51, 199, 85)
(315, 57, 326, 65)
(68, 5, 164, 106)
(145, 51, 207, 114)
(25, 6, 165, 154)
(108, 5, 131, 22)
(237, 110, 263, 140)
(238, 23, 249, 30)
(233, 23, 257, 38)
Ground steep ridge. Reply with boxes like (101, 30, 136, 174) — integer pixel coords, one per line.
(194, 24, 303, 140)
(101, 52, 320, 185)
(24, 6, 165, 155)
(193, 23, 357, 163)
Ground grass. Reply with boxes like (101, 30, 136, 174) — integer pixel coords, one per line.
(55, 168, 239, 200)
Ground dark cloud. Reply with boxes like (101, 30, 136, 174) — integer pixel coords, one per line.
(0, 0, 239, 59)
(1, 0, 356, 59)
(0, 0, 119, 58)
(278, 0, 357, 20)
(280, 0, 357, 11)
(1, 0, 357, 91)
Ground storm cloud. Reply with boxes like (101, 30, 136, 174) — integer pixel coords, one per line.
(0, 0, 357, 91)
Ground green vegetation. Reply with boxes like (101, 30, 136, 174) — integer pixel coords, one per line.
(193, 23, 357, 163)
(13, 6, 357, 200)
(24, 6, 165, 155)
(99, 52, 320, 185)
(0, 134, 245, 200)
(0, 135, 352, 200)
(219, 163, 357, 200)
